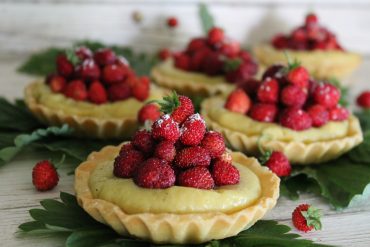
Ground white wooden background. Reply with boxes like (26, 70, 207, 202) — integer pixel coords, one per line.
(0, 1, 370, 246)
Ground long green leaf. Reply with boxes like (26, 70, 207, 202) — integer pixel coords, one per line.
(199, 4, 215, 34)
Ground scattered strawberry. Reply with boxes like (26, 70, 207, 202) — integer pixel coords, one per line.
(132, 76, 150, 101)
(263, 151, 291, 177)
(312, 83, 341, 108)
(356, 91, 370, 108)
(207, 27, 224, 46)
(307, 104, 329, 127)
(280, 108, 312, 131)
(137, 104, 161, 124)
(108, 82, 131, 101)
(154, 140, 176, 162)
(132, 130, 155, 155)
(329, 105, 349, 121)
(158, 49, 172, 61)
(88, 80, 108, 104)
(286, 66, 309, 88)
(64, 80, 88, 101)
(167, 17, 178, 28)
(113, 149, 144, 178)
(257, 78, 280, 104)
(180, 114, 206, 146)
(102, 64, 127, 84)
(178, 167, 214, 189)
(32, 160, 59, 191)
(94, 48, 116, 66)
(56, 54, 74, 78)
(75, 46, 93, 60)
(152, 114, 180, 142)
(292, 204, 322, 232)
(280, 85, 307, 107)
(135, 158, 175, 188)
(174, 146, 211, 168)
(201, 131, 225, 159)
(249, 103, 278, 123)
(224, 89, 251, 114)
(212, 160, 240, 186)
(76, 59, 101, 81)
(48, 75, 67, 93)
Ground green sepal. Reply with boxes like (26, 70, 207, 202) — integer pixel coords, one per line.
(65, 48, 81, 66)
(150, 91, 180, 114)
(223, 58, 242, 72)
(301, 206, 322, 231)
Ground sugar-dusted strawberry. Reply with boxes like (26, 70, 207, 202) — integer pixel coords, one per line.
(262, 151, 291, 177)
(286, 66, 310, 88)
(329, 105, 349, 121)
(154, 140, 176, 162)
(167, 17, 178, 28)
(307, 104, 329, 127)
(212, 160, 240, 186)
(32, 160, 59, 191)
(202, 51, 224, 76)
(312, 82, 341, 108)
(132, 130, 155, 155)
(135, 158, 175, 189)
(113, 149, 144, 178)
(48, 75, 67, 93)
(262, 64, 285, 80)
(356, 91, 370, 108)
(215, 151, 233, 164)
(249, 103, 278, 123)
(257, 78, 280, 104)
(224, 89, 251, 114)
(292, 204, 322, 232)
(280, 108, 312, 131)
(155, 92, 194, 124)
(132, 76, 150, 101)
(64, 80, 88, 101)
(180, 113, 206, 146)
(201, 131, 225, 159)
(174, 146, 211, 168)
(102, 64, 127, 85)
(178, 166, 214, 189)
(108, 82, 132, 101)
(281, 85, 307, 107)
(94, 48, 116, 66)
(88, 80, 108, 104)
(137, 104, 161, 124)
(158, 48, 172, 61)
(207, 27, 224, 46)
(186, 38, 207, 54)
(174, 53, 190, 71)
(56, 54, 74, 78)
(76, 58, 100, 81)
(152, 114, 180, 142)
(75, 46, 93, 60)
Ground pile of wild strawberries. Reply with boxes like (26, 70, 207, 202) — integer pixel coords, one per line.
(113, 93, 240, 189)
(171, 27, 258, 83)
(272, 13, 343, 51)
(225, 63, 349, 131)
(46, 47, 150, 104)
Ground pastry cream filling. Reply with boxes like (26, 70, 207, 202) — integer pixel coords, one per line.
(89, 161, 262, 214)
(156, 59, 227, 85)
(31, 82, 163, 119)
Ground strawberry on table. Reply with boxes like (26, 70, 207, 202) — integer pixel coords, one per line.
(32, 160, 59, 191)
(292, 204, 322, 232)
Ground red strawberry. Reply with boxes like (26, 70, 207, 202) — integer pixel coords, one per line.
(94, 48, 116, 66)
(286, 66, 310, 88)
(171, 95, 194, 124)
(356, 91, 370, 108)
(207, 27, 224, 46)
(236, 78, 261, 96)
(154, 140, 176, 162)
(292, 204, 322, 232)
(280, 108, 312, 131)
(215, 151, 233, 164)
(281, 85, 307, 107)
(75, 46, 93, 60)
(262, 64, 285, 81)
(201, 131, 225, 159)
(32, 160, 59, 191)
(167, 17, 178, 28)
(225, 62, 258, 83)
(48, 75, 67, 93)
(108, 82, 131, 101)
(64, 80, 88, 101)
(202, 51, 224, 76)
(307, 104, 329, 127)
(186, 38, 207, 54)
(102, 64, 127, 84)
(212, 160, 240, 186)
(174, 146, 211, 168)
(178, 166, 214, 189)
(75, 59, 100, 81)
(312, 83, 340, 108)
(180, 113, 206, 146)
(132, 76, 150, 101)
(135, 158, 175, 189)
(137, 104, 161, 124)
(119, 142, 135, 155)
(88, 80, 108, 104)
(113, 149, 144, 178)
(152, 114, 180, 142)
(174, 53, 191, 71)
(158, 49, 172, 61)
(291, 28, 307, 43)
(249, 103, 278, 123)
(132, 130, 155, 155)
(305, 13, 318, 27)
(263, 151, 291, 177)
(272, 34, 288, 49)
(56, 54, 74, 78)
(189, 48, 211, 71)
(220, 40, 241, 58)
(257, 78, 280, 104)
(329, 105, 349, 121)
(224, 89, 251, 114)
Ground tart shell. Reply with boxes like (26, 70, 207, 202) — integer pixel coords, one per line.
(74, 144, 280, 244)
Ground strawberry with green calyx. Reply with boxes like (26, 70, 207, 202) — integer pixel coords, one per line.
(292, 204, 322, 232)
(32, 155, 65, 192)
(283, 51, 309, 88)
(65, 48, 81, 66)
(223, 58, 242, 73)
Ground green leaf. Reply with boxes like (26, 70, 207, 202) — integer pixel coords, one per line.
(66, 48, 81, 66)
(199, 3, 215, 34)
(153, 91, 180, 114)
(355, 110, 370, 132)
(223, 58, 242, 73)
(66, 229, 118, 247)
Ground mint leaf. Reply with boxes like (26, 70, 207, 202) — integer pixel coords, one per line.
(17, 48, 62, 76)
(199, 3, 215, 34)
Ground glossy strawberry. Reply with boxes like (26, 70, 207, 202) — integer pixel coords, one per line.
(113, 149, 144, 178)
(88, 80, 108, 104)
(94, 48, 116, 66)
(329, 105, 349, 121)
(257, 78, 280, 104)
(264, 151, 291, 177)
(224, 89, 251, 114)
(178, 167, 214, 189)
(180, 113, 206, 146)
(292, 204, 322, 232)
(201, 131, 225, 159)
(154, 140, 176, 162)
(281, 85, 307, 107)
(76, 59, 100, 81)
(32, 160, 59, 191)
(356, 91, 370, 108)
(108, 82, 131, 101)
(207, 27, 224, 46)
(64, 80, 88, 101)
(132, 130, 155, 154)
(48, 75, 67, 93)
(102, 64, 127, 84)
(280, 108, 312, 131)
(212, 160, 240, 186)
(174, 146, 211, 168)
(56, 54, 74, 78)
(312, 83, 340, 108)
(249, 103, 278, 123)
(135, 158, 175, 189)
(137, 104, 161, 124)
(287, 66, 310, 88)
(152, 114, 180, 142)
(307, 104, 329, 127)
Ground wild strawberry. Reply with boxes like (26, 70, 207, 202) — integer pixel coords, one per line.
(132, 76, 150, 101)
(94, 48, 116, 66)
(108, 82, 131, 101)
(189, 48, 211, 71)
(262, 151, 291, 177)
(102, 64, 127, 84)
(178, 166, 214, 189)
(155, 93, 194, 124)
(225, 62, 258, 83)
(312, 83, 340, 108)
(202, 52, 224, 76)
(305, 13, 318, 27)
(32, 160, 59, 191)
(281, 85, 307, 107)
(167, 17, 178, 28)
(272, 34, 289, 49)
(257, 78, 279, 104)
(56, 54, 74, 78)
(174, 146, 211, 168)
(291, 28, 307, 43)
(224, 89, 251, 114)
(158, 49, 172, 61)
(137, 104, 161, 124)
(154, 140, 176, 162)
(286, 66, 310, 88)
(249, 103, 278, 123)
(356, 91, 370, 108)
(220, 40, 241, 58)
(212, 160, 240, 186)
(180, 113, 206, 146)
(236, 78, 261, 96)
(174, 53, 190, 71)
(88, 81, 108, 104)
(48, 75, 67, 93)
(329, 105, 349, 121)
(119, 142, 135, 155)
(76, 59, 100, 81)
(262, 64, 284, 80)
(113, 149, 144, 178)
(280, 108, 312, 131)
(215, 151, 233, 164)
(201, 131, 225, 159)
(307, 104, 329, 127)
(186, 38, 207, 54)
(152, 114, 180, 142)
(292, 204, 322, 232)
(135, 158, 175, 189)
(207, 27, 224, 46)
(64, 80, 88, 101)
(132, 130, 155, 155)
(75, 46, 93, 60)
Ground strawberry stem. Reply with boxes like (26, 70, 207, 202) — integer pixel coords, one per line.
(224, 58, 242, 72)
(65, 48, 80, 66)
(149, 91, 180, 114)
(283, 50, 301, 71)
(301, 206, 322, 231)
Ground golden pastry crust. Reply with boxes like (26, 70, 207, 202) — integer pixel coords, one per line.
(202, 97, 363, 165)
(24, 81, 164, 139)
(253, 44, 362, 82)
(74, 144, 280, 244)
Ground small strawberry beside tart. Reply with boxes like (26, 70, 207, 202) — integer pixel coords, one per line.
(24, 47, 166, 139)
(152, 27, 259, 96)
